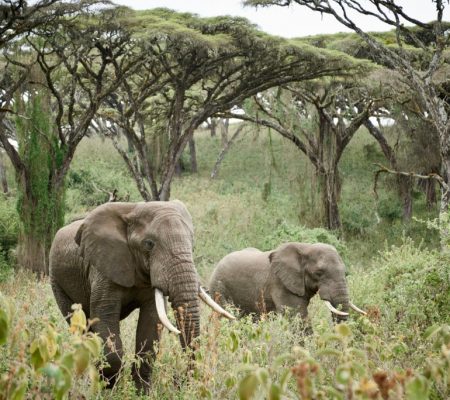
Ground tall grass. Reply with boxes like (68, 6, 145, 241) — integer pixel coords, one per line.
(0, 124, 447, 399)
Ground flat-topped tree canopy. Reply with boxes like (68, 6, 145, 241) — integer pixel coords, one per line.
(96, 7, 372, 201)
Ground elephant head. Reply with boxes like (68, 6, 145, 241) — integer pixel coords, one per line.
(74, 200, 232, 349)
(269, 242, 365, 322)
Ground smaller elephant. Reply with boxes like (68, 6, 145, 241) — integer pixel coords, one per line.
(209, 242, 365, 322)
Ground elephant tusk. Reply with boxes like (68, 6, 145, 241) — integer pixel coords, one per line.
(198, 287, 236, 320)
(350, 302, 367, 315)
(155, 288, 181, 334)
(323, 300, 349, 317)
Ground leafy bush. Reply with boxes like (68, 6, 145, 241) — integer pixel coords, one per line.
(0, 195, 19, 254)
(67, 168, 115, 207)
(237, 323, 450, 400)
(377, 194, 403, 221)
(0, 195, 19, 278)
(341, 197, 377, 235)
(0, 298, 104, 400)
(378, 240, 450, 336)
(263, 221, 347, 258)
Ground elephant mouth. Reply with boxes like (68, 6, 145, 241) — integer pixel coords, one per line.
(154, 287, 235, 335)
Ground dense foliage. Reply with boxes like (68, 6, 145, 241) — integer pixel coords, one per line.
(1, 129, 448, 399)
(0, 1, 448, 398)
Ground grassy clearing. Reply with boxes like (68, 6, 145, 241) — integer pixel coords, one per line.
(0, 125, 448, 399)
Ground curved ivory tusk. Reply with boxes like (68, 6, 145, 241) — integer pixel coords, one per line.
(198, 287, 236, 320)
(350, 302, 367, 315)
(323, 300, 349, 316)
(155, 288, 181, 334)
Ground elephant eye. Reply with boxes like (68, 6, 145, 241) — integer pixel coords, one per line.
(315, 269, 324, 277)
(142, 239, 155, 251)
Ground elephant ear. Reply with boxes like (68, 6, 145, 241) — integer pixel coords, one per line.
(269, 243, 306, 297)
(75, 202, 137, 287)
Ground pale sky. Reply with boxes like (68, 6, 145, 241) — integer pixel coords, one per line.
(112, 0, 450, 38)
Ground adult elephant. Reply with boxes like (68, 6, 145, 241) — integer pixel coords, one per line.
(209, 242, 365, 322)
(49, 200, 232, 392)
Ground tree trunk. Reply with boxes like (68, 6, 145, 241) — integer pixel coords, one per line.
(17, 233, 48, 276)
(210, 118, 217, 137)
(211, 125, 244, 179)
(0, 152, 8, 194)
(16, 184, 65, 275)
(364, 120, 413, 221)
(399, 176, 413, 220)
(189, 136, 198, 173)
(220, 118, 229, 146)
(319, 169, 342, 231)
(425, 179, 437, 209)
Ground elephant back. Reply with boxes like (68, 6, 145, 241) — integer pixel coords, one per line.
(209, 248, 271, 313)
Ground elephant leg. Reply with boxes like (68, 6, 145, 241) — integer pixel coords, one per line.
(90, 296, 123, 388)
(271, 290, 312, 335)
(132, 301, 160, 393)
(50, 279, 74, 322)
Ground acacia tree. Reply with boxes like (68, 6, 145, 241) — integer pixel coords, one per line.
(96, 9, 367, 201)
(246, 0, 450, 234)
(223, 79, 372, 230)
(0, 5, 142, 274)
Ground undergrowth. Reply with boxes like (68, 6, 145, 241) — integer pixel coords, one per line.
(0, 128, 447, 398)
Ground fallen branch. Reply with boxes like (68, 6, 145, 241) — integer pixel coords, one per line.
(373, 163, 449, 199)
(90, 181, 119, 202)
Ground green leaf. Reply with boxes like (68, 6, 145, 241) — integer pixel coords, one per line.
(225, 376, 236, 389)
(74, 345, 90, 375)
(83, 335, 102, 358)
(317, 348, 342, 358)
(268, 383, 282, 400)
(88, 365, 102, 395)
(257, 368, 269, 385)
(279, 369, 291, 390)
(55, 365, 73, 400)
(423, 325, 441, 340)
(70, 304, 87, 334)
(41, 363, 61, 379)
(229, 331, 239, 353)
(242, 350, 252, 364)
(0, 308, 9, 346)
(335, 324, 352, 337)
(9, 381, 27, 400)
(30, 342, 44, 370)
(405, 376, 430, 400)
(239, 374, 259, 400)
(60, 353, 74, 371)
(37, 335, 51, 363)
(336, 366, 351, 385)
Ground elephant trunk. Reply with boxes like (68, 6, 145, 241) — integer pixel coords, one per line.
(168, 262, 200, 350)
(331, 284, 350, 323)
(320, 282, 350, 323)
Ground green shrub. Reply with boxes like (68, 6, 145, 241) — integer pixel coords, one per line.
(0, 195, 19, 254)
(377, 194, 403, 221)
(67, 168, 116, 207)
(262, 221, 347, 258)
(379, 239, 450, 335)
(0, 195, 19, 278)
(0, 297, 104, 400)
(236, 323, 450, 400)
(341, 197, 377, 235)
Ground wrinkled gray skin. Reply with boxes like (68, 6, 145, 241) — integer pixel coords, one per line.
(209, 242, 349, 323)
(49, 200, 199, 392)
